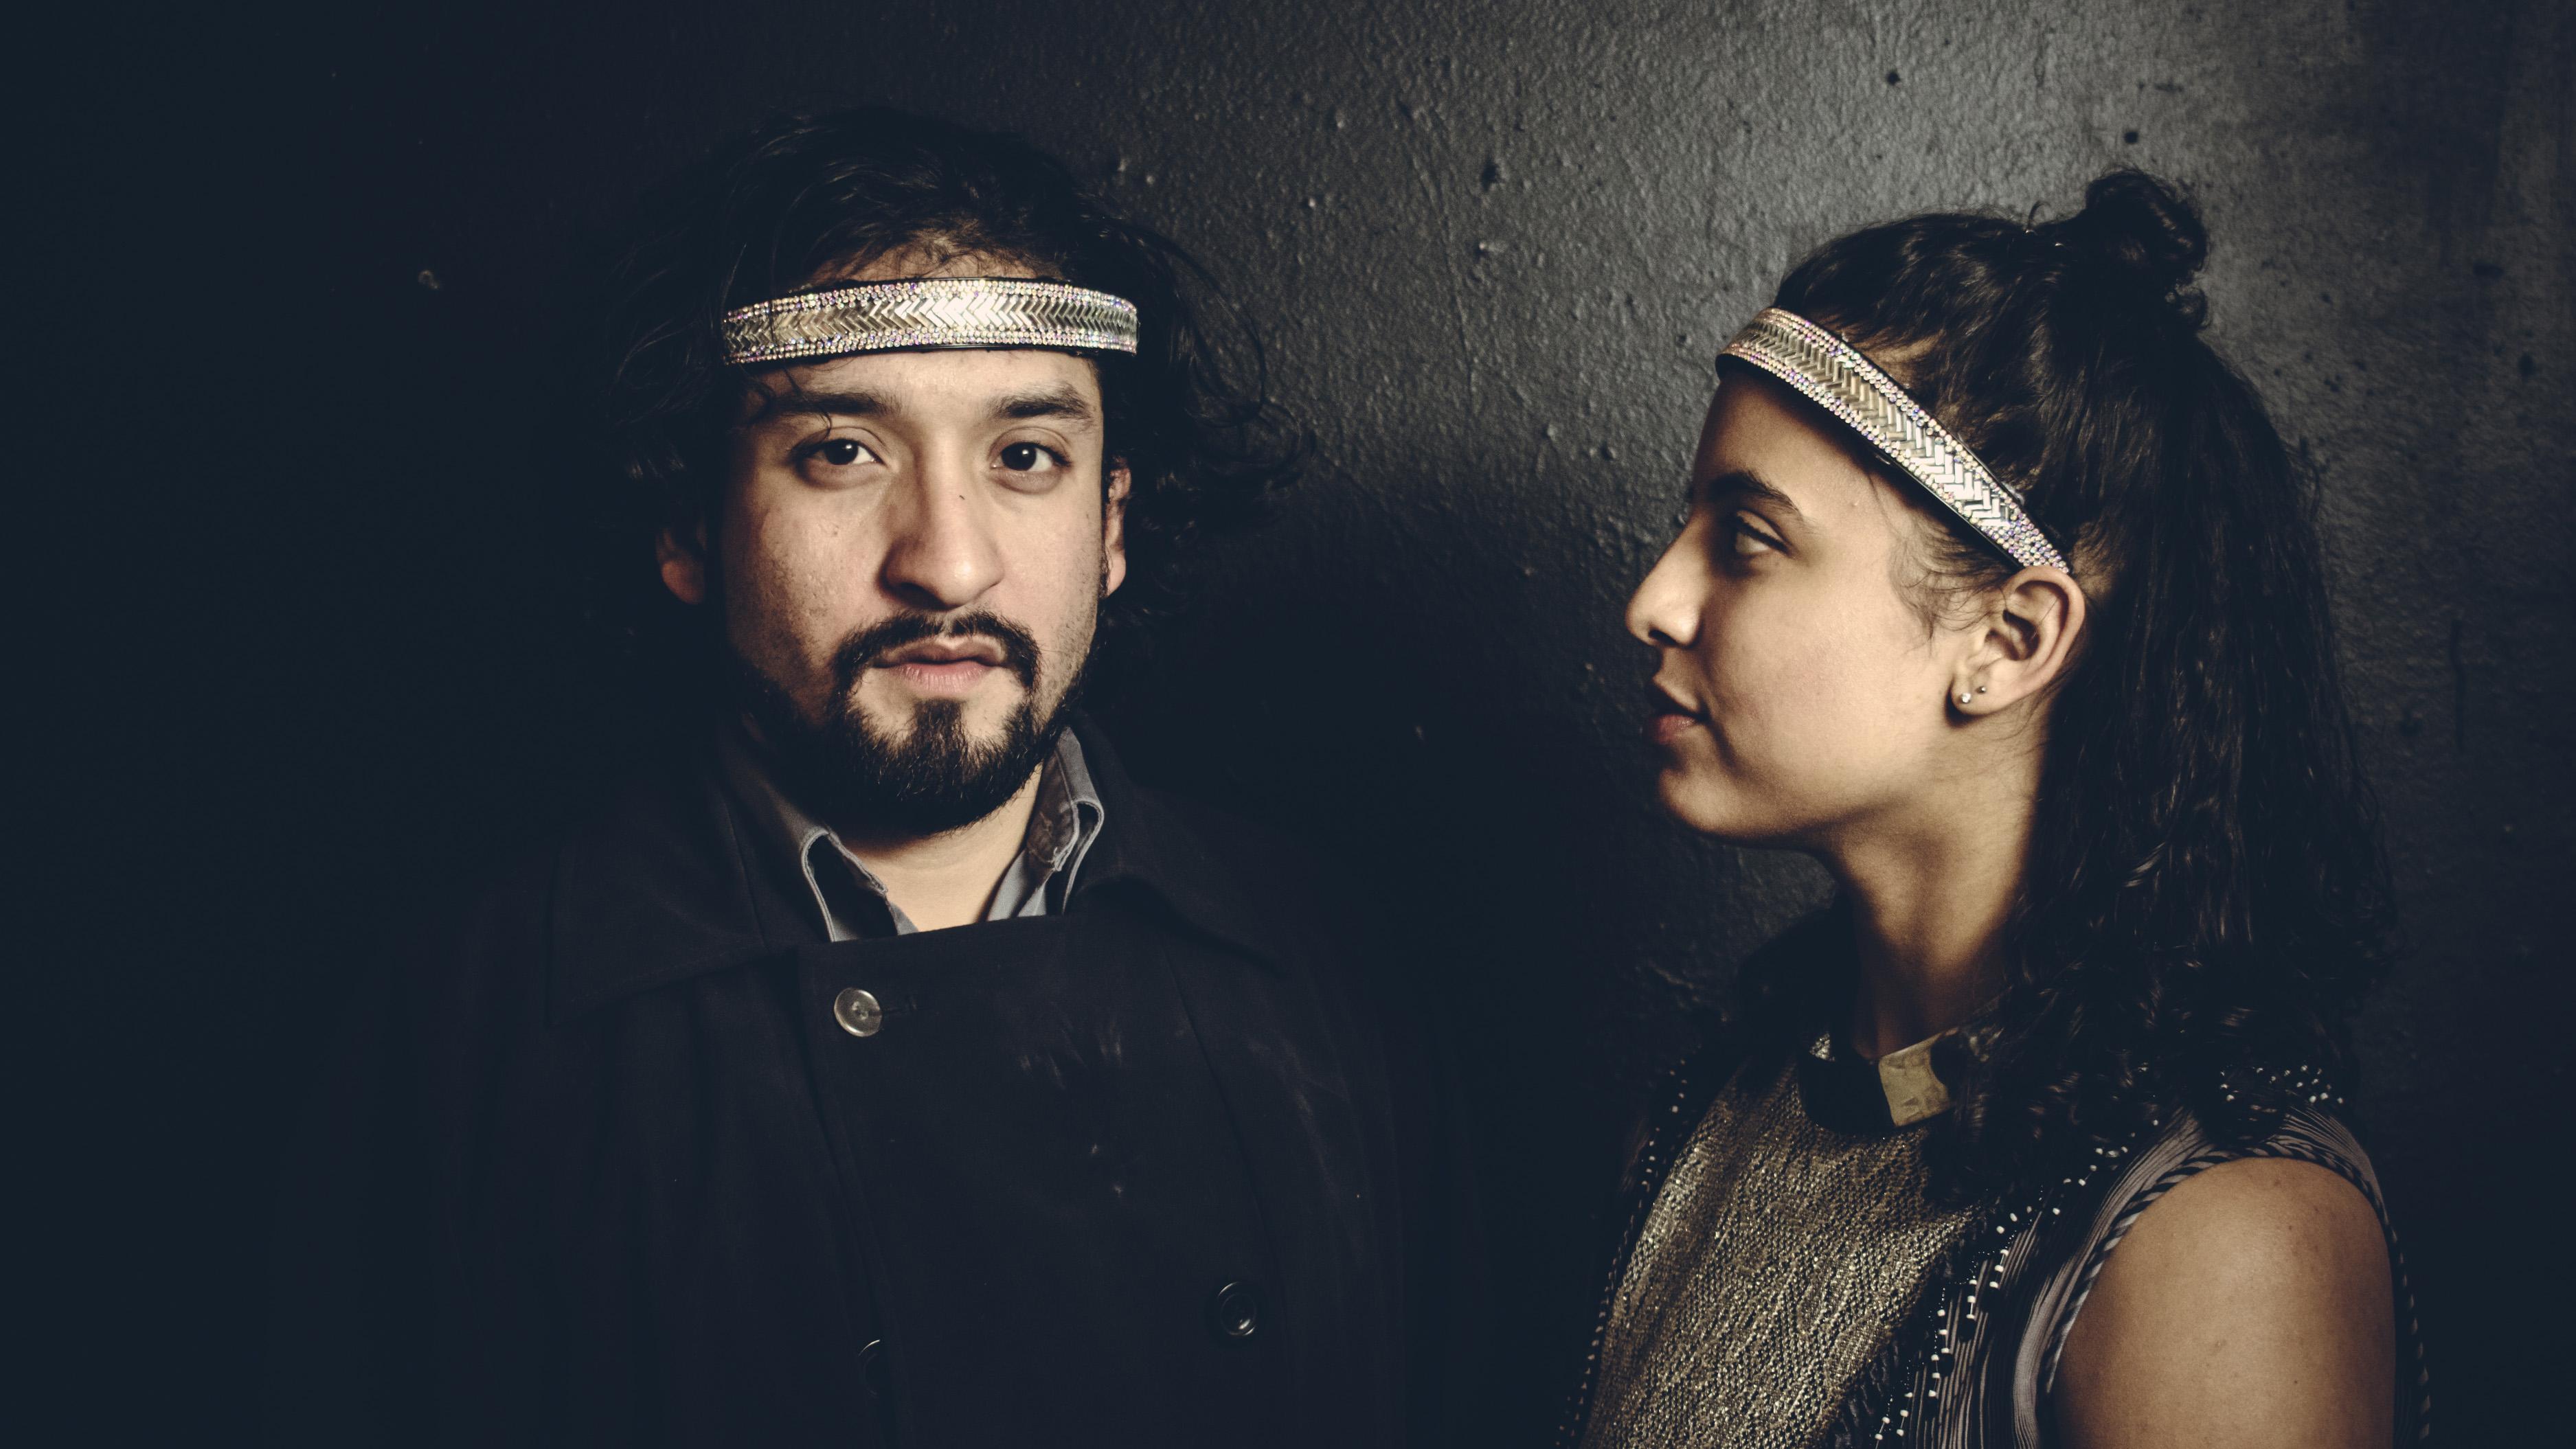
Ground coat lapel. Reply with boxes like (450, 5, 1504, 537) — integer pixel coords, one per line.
(545, 746, 817, 1023)
(1059, 721, 1296, 974)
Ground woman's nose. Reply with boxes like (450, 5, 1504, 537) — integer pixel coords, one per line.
(1626, 538, 1703, 650)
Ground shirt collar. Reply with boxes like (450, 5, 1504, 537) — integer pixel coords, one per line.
(1024, 728, 1107, 885)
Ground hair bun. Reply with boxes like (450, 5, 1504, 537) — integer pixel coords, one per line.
(2055, 169, 2208, 309)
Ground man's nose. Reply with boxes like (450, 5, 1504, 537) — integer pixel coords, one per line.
(879, 454, 1004, 610)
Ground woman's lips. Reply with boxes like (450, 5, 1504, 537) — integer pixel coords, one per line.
(1646, 683, 1708, 746)
(1647, 708, 1706, 746)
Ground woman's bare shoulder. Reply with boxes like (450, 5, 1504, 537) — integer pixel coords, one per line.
(2053, 1156, 2393, 1449)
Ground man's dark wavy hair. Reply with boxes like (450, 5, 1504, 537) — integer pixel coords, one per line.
(1731, 170, 2397, 1202)
(596, 106, 1298, 648)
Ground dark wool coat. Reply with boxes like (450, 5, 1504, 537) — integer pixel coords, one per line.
(268, 721, 1465, 1447)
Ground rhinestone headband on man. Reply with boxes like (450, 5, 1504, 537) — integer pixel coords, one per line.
(1718, 308, 2070, 573)
(721, 277, 1140, 366)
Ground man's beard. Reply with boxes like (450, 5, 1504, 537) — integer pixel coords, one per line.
(730, 609, 1087, 837)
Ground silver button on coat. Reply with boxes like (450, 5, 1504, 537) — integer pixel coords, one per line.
(832, 988, 883, 1038)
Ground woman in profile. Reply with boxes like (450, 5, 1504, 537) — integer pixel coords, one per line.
(1567, 171, 2424, 1448)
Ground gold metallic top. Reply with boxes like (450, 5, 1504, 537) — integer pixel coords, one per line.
(1719, 308, 2070, 573)
(721, 277, 1140, 365)
(1580, 1058, 1980, 1449)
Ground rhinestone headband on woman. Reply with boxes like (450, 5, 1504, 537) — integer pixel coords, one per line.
(721, 277, 1140, 365)
(1719, 308, 2069, 573)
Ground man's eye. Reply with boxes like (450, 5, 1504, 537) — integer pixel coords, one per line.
(809, 437, 874, 467)
(998, 442, 1063, 473)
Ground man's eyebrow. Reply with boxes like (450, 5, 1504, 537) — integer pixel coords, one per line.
(996, 385, 1098, 424)
(741, 385, 1097, 427)
(1703, 468, 1806, 520)
(744, 388, 890, 426)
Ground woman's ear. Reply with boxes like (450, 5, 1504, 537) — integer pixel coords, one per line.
(657, 520, 709, 606)
(1951, 566, 2086, 716)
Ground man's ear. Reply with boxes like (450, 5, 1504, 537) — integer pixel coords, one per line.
(657, 519, 710, 606)
(1951, 565, 2086, 716)
(1101, 462, 1131, 598)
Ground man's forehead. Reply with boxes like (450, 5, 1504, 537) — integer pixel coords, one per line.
(746, 346, 1104, 421)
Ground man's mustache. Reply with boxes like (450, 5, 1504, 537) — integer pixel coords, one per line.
(829, 611, 1043, 692)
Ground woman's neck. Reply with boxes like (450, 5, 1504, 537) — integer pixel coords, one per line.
(1824, 775, 2037, 1060)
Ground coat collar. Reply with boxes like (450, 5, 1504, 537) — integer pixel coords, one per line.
(547, 716, 1292, 1022)
(1054, 721, 1300, 972)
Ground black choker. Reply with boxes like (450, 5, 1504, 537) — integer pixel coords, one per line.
(1795, 1028, 1960, 1134)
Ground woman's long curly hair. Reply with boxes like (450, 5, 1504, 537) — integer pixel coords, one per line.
(593, 106, 1299, 654)
(1732, 170, 2397, 1202)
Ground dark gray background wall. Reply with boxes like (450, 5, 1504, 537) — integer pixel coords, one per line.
(27, 0, 2569, 1441)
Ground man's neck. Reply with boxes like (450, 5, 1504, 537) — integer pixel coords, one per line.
(831, 768, 1048, 932)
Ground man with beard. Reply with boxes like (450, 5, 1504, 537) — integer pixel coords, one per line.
(269, 109, 1468, 1447)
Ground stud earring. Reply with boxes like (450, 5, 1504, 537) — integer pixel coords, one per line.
(1958, 693, 1973, 705)
(1974, 685, 1988, 694)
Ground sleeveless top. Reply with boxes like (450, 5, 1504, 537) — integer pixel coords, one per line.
(1577, 1056, 1978, 1448)
(1564, 1038, 2431, 1448)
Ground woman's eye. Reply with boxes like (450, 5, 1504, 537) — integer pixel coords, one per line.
(1726, 516, 1782, 558)
(998, 441, 1064, 473)
(809, 437, 874, 467)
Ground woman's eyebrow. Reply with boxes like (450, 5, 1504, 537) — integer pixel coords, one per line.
(1704, 468, 1806, 521)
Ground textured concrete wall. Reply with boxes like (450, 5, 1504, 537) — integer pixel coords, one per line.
(38, 0, 2568, 1438)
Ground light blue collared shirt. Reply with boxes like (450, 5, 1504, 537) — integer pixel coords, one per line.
(719, 724, 1107, 939)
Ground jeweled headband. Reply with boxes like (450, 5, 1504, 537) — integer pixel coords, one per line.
(721, 277, 1140, 366)
(1719, 307, 2070, 573)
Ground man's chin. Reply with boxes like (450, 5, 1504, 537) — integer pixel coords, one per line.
(856, 692, 1035, 754)
(729, 628, 1090, 836)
